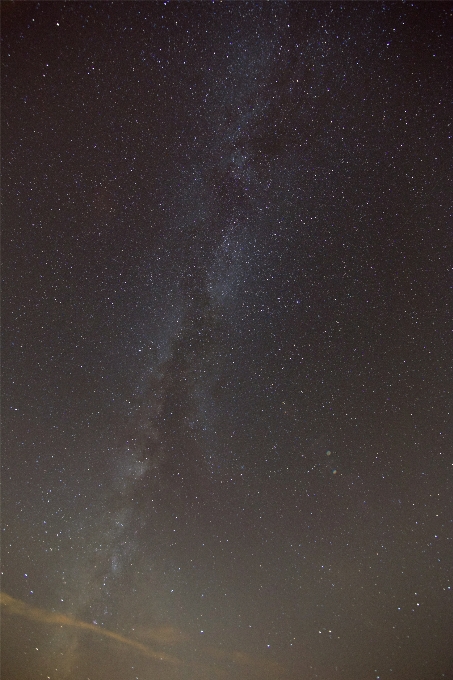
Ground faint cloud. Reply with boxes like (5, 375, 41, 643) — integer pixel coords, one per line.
(0, 592, 181, 665)
(137, 624, 189, 645)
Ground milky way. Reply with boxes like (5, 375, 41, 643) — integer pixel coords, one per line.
(2, 3, 452, 680)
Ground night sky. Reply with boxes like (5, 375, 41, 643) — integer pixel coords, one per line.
(2, 2, 452, 679)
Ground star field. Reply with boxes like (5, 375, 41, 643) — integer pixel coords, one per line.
(2, 3, 452, 680)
